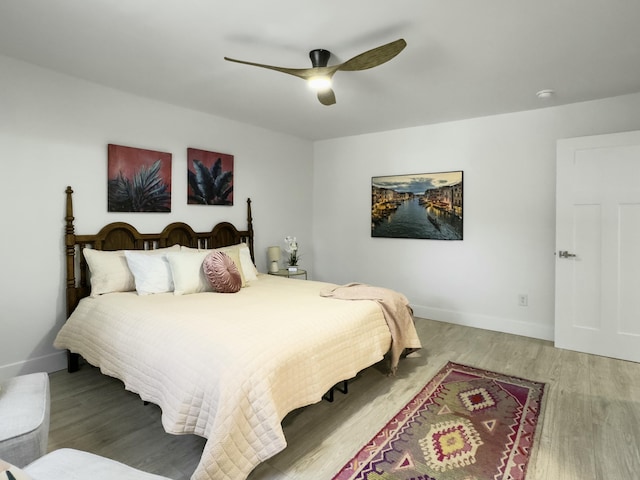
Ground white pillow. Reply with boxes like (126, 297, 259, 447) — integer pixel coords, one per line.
(84, 245, 180, 296)
(167, 251, 213, 295)
(84, 249, 134, 296)
(124, 251, 173, 295)
(237, 243, 259, 281)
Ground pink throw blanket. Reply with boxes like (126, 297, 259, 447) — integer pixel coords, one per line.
(320, 283, 422, 374)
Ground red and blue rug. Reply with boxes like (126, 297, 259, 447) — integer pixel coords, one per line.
(332, 362, 545, 480)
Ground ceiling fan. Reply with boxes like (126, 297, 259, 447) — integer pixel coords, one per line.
(224, 38, 407, 106)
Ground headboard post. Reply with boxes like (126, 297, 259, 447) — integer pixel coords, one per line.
(247, 198, 254, 262)
(65, 186, 78, 317)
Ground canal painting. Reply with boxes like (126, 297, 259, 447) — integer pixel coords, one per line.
(372, 171, 463, 240)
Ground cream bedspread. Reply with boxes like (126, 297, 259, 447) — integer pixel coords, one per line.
(54, 274, 395, 480)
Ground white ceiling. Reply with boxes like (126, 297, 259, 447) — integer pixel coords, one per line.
(1, 0, 640, 141)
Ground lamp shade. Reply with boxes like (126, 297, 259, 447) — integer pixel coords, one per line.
(267, 246, 281, 262)
(267, 246, 281, 273)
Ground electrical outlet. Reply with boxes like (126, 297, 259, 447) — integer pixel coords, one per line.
(518, 294, 528, 307)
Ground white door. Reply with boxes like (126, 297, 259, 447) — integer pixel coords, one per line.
(555, 130, 640, 363)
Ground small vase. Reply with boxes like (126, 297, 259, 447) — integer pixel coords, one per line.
(287, 265, 298, 272)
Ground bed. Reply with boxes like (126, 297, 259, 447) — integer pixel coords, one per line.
(55, 186, 421, 480)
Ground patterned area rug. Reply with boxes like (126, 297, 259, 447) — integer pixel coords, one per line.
(332, 362, 545, 480)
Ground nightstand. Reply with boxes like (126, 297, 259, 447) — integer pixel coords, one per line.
(268, 268, 308, 280)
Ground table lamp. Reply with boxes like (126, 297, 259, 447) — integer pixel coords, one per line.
(267, 246, 281, 273)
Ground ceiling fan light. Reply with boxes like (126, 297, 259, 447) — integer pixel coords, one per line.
(308, 76, 332, 91)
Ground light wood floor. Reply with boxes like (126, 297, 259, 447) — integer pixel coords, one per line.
(48, 318, 640, 479)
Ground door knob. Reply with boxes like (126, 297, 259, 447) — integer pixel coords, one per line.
(558, 250, 577, 258)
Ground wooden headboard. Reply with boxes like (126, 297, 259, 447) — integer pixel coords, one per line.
(64, 186, 254, 317)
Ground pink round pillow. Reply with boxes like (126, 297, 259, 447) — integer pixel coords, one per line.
(203, 251, 242, 293)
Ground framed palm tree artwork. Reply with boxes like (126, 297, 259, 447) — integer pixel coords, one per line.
(187, 148, 234, 205)
(107, 144, 172, 212)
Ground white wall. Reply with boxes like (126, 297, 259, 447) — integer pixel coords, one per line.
(312, 92, 640, 341)
(4, 50, 640, 380)
(0, 55, 314, 379)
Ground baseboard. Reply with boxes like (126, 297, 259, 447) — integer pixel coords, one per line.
(0, 351, 67, 380)
(411, 305, 554, 342)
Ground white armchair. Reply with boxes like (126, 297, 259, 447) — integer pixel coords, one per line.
(0, 373, 173, 480)
(2, 449, 173, 480)
(23, 449, 173, 480)
(0, 373, 50, 468)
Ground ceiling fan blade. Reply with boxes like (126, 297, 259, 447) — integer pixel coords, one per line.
(224, 56, 339, 80)
(317, 88, 336, 106)
(224, 56, 309, 79)
(337, 38, 407, 72)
